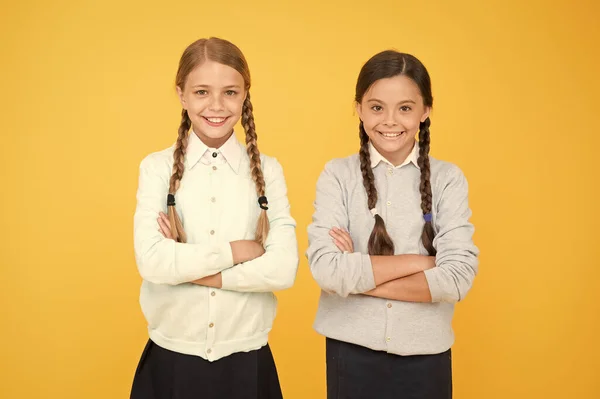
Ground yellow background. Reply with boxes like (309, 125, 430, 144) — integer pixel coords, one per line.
(1, 0, 599, 397)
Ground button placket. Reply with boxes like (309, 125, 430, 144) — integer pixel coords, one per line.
(206, 286, 217, 358)
(385, 300, 394, 348)
(208, 157, 219, 240)
(205, 158, 219, 360)
(206, 291, 217, 356)
(380, 165, 393, 220)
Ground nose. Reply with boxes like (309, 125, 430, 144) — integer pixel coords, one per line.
(382, 111, 398, 127)
(208, 93, 224, 112)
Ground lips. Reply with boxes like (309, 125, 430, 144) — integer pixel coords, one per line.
(378, 131, 405, 138)
(202, 116, 229, 127)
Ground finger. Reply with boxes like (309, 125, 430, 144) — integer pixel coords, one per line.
(335, 229, 353, 251)
(330, 229, 351, 250)
(334, 235, 351, 252)
(333, 239, 349, 252)
(157, 217, 172, 238)
(329, 229, 346, 246)
(330, 228, 352, 250)
(160, 212, 172, 230)
(157, 217, 168, 237)
(329, 227, 346, 237)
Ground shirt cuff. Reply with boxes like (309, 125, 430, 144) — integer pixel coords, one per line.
(217, 241, 234, 271)
(351, 253, 376, 294)
(423, 267, 442, 302)
(220, 263, 238, 290)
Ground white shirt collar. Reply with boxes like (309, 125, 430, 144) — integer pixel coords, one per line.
(186, 131, 243, 174)
(369, 140, 420, 169)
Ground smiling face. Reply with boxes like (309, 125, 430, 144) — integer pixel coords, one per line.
(177, 60, 246, 148)
(356, 74, 430, 166)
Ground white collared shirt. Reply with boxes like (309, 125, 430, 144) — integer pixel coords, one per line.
(193, 128, 242, 169)
(133, 132, 299, 361)
(369, 140, 420, 169)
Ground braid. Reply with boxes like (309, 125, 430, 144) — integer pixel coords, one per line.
(242, 93, 269, 246)
(359, 123, 377, 210)
(417, 117, 436, 255)
(359, 122, 395, 256)
(167, 109, 190, 243)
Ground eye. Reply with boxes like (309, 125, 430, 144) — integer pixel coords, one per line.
(400, 106, 412, 112)
(195, 90, 207, 95)
(371, 105, 383, 112)
(225, 90, 237, 96)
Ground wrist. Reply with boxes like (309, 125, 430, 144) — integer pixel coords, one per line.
(230, 241, 246, 265)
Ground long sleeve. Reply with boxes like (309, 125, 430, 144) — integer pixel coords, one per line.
(424, 165, 479, 303)
(220, 158, 298, 292)
(306, 161, 376, 297)
(133, 154, 234, 285)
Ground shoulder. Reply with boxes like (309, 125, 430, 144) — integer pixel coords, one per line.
(320, 154, 361, 181)
(429, 155, 469, 192)
(259, 152, 287, 182)
(138, 145, 175, 177)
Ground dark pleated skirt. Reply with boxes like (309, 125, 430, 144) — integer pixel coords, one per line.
(326, 338, 452, 399)
(130, 339, 283, 399)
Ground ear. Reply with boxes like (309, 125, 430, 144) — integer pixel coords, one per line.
(421, 106, 431, 123)
(355, 102, 364, 121)
(176, 86, 187, 109)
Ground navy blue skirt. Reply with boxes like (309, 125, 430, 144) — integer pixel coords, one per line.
(326, 338, 452, 399)
(130, 339, 283, 399)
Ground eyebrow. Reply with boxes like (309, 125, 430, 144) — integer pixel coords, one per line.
(191, 84, 242, 89)
(367, 98, 417, 105)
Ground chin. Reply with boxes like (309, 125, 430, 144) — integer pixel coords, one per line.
(374, 138, 404, 152)
(194, 121, 235, 139)
(204, 128, 234, 140)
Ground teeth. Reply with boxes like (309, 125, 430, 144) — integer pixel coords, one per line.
(380, 132, 402, 137)
(206, 117, 226, 123)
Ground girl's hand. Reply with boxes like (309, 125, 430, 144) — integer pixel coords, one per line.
(192, 273, 222, 288)
(157, 212, 173, 239)
(329, 227, 354, 253)
(230, 240, 266, 264)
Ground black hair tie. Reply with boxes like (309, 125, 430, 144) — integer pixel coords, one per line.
(258, 196, 269, 210)
(167, 194, 176, 206)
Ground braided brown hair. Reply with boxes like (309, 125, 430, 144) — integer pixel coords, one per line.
(355, 51, 436, 256)
(359, 122, 395, 255)
(169, 37, 268, 245)
(242, 92, 269, 245)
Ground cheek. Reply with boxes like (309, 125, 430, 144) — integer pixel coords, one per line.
(362, 114, 381, 131)
(363, 118, 382, 141)
(185, 96, 206, 112)
(226, 98, 244, 116)
(400, 115, 422, 132)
